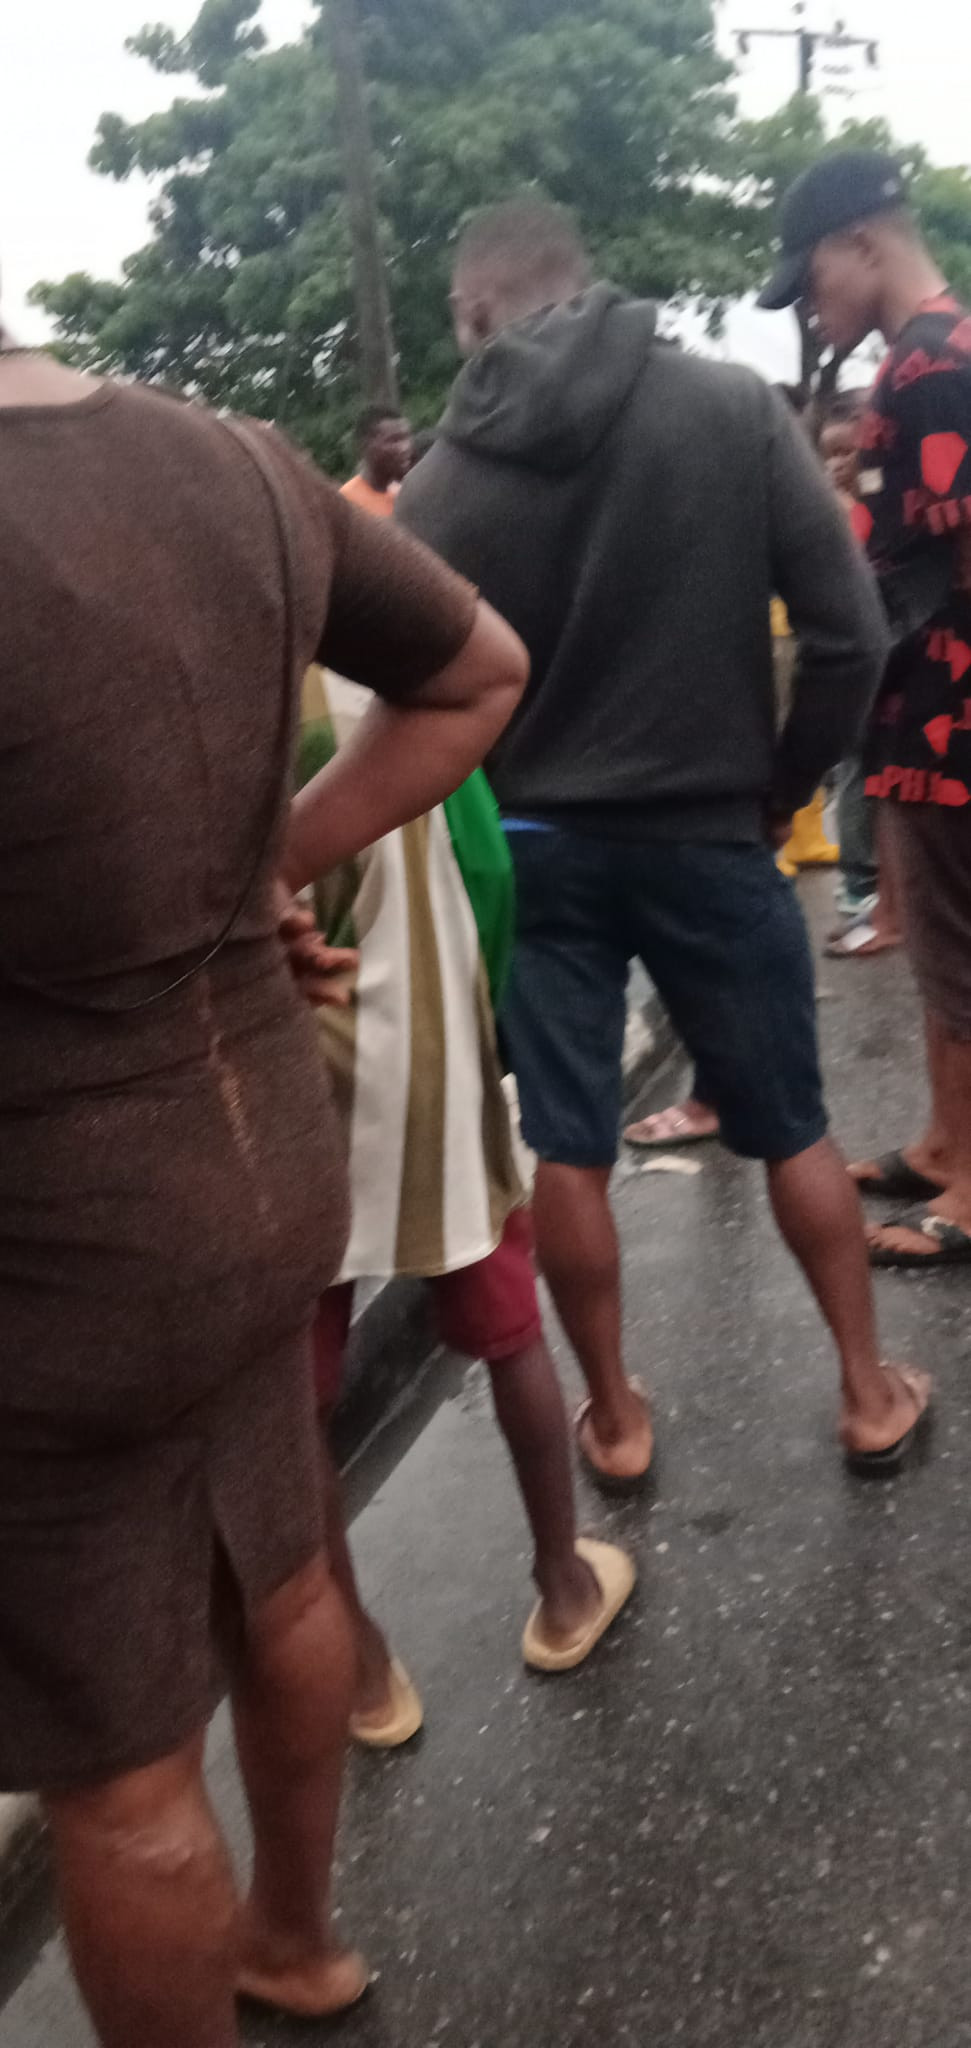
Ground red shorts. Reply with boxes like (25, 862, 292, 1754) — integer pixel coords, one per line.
(312, 1207, 542, 1410)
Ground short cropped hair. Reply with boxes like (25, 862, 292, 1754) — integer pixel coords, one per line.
(356, 404, 406, 449)
(454, 198, 592, 301)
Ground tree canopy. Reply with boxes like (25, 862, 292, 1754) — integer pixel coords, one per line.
(31, 0, 971, 470)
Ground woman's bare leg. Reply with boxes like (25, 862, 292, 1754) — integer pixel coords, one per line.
(233, 1552, 367, 2018)
(47, 1738, 240, 2048)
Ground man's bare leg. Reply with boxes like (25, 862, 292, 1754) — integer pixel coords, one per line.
(865, 1033, 971, 1260)
(767, 1135, 931, 1452)
(532, 1160, 653, 1479)
(47, 1739, 241, 2048)
(233, 1552, 368, 2019)
(850, 1006, 955, 1192)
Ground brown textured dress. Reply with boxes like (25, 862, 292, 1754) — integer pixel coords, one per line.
(0, 381, 476, 1792)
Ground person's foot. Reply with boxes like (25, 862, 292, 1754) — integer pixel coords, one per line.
(575, 1380, 654, 1483)
(624, 1099, 720, 1149)
(840, 1364, 932, 1457)
(530, 1551, 604, 1652)
(849, 1143, 951, 1197)
(825, 924, 903, 959)
(238, 1916, 370, 2020)
(523, 1540, 637, 1672)
(865, 1182, 971, 1263)
(351, 1613, 397, 1719)
(346, 1615, 423, 1748)
(832, 891, 879, 930)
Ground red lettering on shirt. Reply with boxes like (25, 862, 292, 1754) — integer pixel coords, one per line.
(894, 348, 935, 391)
(868, 765, 971, 805)
(850, 501, 873, 546)
(950, 638, 971, 683)
(934, 776, 971, 806)
(904, 487, 930, 525)
(858, 410, 897, 454)
(925, 714, 954, 757)
(921, 431, 969, 496)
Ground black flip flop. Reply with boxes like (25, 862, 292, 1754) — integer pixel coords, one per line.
(845, 1369, 932, 1477)
(855, 1150, 947, 1204)
(845, 1421, 922, 1477)
(868, 1205, 971, 1269)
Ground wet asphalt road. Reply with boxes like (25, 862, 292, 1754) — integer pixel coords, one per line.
(2, 875, 970, 2048)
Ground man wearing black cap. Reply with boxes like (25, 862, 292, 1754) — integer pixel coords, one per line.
(762, 152, 971, 1268)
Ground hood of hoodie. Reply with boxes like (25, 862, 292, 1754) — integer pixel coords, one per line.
(440, 283, 658, 477)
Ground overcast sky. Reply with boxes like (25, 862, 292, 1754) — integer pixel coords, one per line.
(2, 0, 970, 381)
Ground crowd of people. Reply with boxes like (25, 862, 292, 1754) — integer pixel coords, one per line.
(0, 143, 968, 2046)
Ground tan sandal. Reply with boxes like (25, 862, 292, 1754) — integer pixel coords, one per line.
(523, 1538, 636, 1673)
(350, 1657, 424, 1750)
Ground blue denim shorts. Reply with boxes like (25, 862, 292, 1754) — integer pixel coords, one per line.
(502, 828, 828, 1169)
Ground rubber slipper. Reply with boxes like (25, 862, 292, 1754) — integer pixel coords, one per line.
(824, 925, 901, 960)
(854, 1150, 947, 1203)
(350, 1658, 424, 1750)
(575, 1379, 653, 1488)
(238, 1947, 371, 2019)
(844, 1368, 932, 1477)
(522, 1538, 637, 1673)
(624, 1115, 719, 1150)
(869, 1207, 971, 1269)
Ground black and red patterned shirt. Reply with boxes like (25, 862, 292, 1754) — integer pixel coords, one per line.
(859, 293, 971, 808)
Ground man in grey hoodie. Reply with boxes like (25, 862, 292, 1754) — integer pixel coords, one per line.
(398, 198, 930, 1480)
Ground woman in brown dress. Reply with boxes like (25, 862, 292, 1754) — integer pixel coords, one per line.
(0, 330, 526, 2048)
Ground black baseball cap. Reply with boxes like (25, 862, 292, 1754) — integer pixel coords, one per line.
(758, 151, 909, 311)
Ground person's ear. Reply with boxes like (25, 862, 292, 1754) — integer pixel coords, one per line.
(450, 287, 493, 357)
(852, 224, 883, 276)
(469, 300, 494, 345)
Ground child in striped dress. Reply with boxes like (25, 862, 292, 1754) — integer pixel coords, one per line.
(301, 668, 634, 1739)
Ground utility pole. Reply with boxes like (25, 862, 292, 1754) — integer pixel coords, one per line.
(326, 0, 399, 409)
(734, 6, 880, 398)
(735, 6, 879, 101)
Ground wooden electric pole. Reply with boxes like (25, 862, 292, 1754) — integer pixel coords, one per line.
(326, 0, 399, 408)
(735, 7, 881, 397)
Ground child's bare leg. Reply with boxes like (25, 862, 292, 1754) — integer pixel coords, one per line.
(318, 1426, 395, 1719)
(488, 1338, 601, 1644)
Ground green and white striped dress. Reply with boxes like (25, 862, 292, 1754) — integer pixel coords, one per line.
(303, 670, 524, 1282)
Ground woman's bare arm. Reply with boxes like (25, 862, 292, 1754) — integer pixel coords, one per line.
(280, 599, 528, 896)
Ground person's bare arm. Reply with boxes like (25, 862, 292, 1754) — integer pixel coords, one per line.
(280, 599, 527, 895)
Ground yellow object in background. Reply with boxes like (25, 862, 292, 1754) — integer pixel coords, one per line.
(770, 597, 839, 873)
(778, 788, 839, 875)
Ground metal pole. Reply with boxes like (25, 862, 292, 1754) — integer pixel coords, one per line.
(326, 0, 399, 408)
(798, 27, 815, 93)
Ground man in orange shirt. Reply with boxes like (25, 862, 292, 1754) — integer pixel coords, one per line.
(341, 406, 414, 516)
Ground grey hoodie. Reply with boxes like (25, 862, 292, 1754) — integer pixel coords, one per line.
(399, 283, 889, 837)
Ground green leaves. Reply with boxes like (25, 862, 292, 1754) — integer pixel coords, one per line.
(34, 0, 971, 470)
